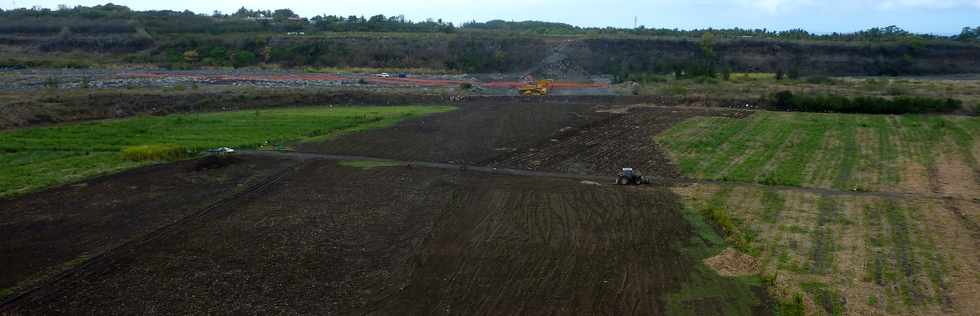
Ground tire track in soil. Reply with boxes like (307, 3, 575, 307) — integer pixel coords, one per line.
(248, 150, 977, 204)
(943, 198, 980, 250)
(359, 177, 692, 315)
(0, 161, 304, 314)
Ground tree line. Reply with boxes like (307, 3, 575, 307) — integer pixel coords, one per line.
(1, 4, 976, 44)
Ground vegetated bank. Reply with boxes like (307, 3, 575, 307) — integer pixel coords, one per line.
(770, 91, 963, 114)
(0, 105, 453, 197)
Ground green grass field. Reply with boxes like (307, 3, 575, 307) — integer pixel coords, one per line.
(656, 111, 980, 191)
(0, 105, 454, 197)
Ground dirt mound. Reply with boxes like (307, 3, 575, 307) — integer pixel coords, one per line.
(704, 248, 761, 277)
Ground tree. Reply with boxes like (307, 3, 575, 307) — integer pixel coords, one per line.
(233, 7, 252, 17)
(272, 9, 295, 21)
(232, 51, 257, 68)
(699, 32, 717, 78)
(957, 26, 979, 42)
(207, 46, 227, 62)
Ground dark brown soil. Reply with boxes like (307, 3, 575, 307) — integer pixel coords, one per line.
(364, 173, 694, 315)
(490, 106, 751, 177)
(303, 103, 749, 179)
(297, 102, 614, 164)
(0, 155, 297, 291)
(0, 87, 758, 130)
(7, 161, 708, 315)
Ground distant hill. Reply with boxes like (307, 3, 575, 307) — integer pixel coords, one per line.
(2, 4, 979, 76)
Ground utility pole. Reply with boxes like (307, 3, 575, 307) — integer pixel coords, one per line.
(634, 16, 637, 29)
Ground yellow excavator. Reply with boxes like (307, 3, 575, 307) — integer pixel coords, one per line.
(519, 79, 553, 96)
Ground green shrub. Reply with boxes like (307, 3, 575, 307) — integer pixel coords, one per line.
(232, 51, 257, 68)
(771, 91, 961, 114)
(617, 72, 668, 84)
(788, 67, 801, 80)
(700, 206, 750, 251)
(44, 76, 60, 89)
(804, 76, 835, 85)
(665, 84, 689, 96)
(121, 144, 190, 161)
(885, 85, 908, 96)
(775, 293, 806, 316)
(694, 76, 720, 84)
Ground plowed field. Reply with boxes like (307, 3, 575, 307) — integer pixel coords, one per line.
(2, 103, 775, 315)
(297, 102, 614, 164)
(7, 161, 769, 315)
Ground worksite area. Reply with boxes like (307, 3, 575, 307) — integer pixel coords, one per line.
(3, 3, 980, 315)
(1, 99, 978, 315)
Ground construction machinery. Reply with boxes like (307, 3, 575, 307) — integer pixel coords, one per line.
(519, 79, 553, 96)
(616, 168, 649, 185)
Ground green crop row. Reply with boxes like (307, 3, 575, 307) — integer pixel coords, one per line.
(0, 105, 454, 197)
(656, 111, 980, 191)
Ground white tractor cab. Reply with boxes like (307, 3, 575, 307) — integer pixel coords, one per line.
(208, 147, 236, 154)
(616, 168, 648, 185)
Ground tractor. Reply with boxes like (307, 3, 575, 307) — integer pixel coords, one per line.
(616, 168, 648, 185)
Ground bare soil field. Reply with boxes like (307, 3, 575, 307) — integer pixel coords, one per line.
(0, 155, 297, 295)
(300, 102, 751, 177)
(5, 161, 770, 315)
(297, 101, 615, 164)
(491, 106, 752, 177)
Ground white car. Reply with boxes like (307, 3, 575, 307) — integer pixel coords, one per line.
(375, 73, 391, 78)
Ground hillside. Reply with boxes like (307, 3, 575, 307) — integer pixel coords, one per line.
(2, 4, 980, 76)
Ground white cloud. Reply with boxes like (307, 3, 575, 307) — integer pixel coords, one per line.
(738, 0, 813, 13)
(737, 0, 980, 13)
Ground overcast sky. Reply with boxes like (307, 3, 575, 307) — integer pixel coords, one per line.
(3, 0, 979, 34)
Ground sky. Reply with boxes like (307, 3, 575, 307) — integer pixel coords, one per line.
(3, 0, 979, 35)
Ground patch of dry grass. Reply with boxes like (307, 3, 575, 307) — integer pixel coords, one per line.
(675, 183, 976, 315)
